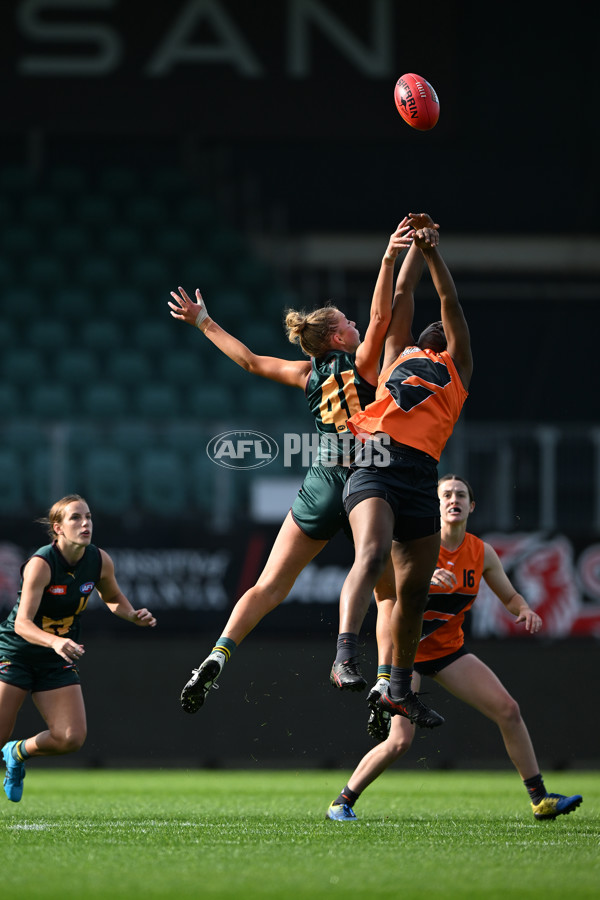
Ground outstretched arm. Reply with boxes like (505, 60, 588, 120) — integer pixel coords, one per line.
(482, 543, 542, 633)
(169, 287, 311, 389)
(416, 237, 473, 390)
(381, 213, 439, 371)
(354, 218, 413, 383)
(97, 550, 156, 627)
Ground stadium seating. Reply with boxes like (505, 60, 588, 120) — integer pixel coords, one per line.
(0, 385, 20, 417)
(82, 384, 128, 419)
(2, 348, 45, 386)
(0, 449, 25, 511)
(0, 160, 294, 519)
(81, 448, 134, 515)
(28, 384, 74, 419)
(138, 449, 185, 514)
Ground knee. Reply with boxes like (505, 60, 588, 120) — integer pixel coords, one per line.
(54, 727, 87, 754)
(355, 545, 389, 580)
(385, 730, 414, 758)
(494, 695, 522, 728)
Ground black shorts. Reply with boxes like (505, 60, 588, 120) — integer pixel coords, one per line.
(414, 646, 468, 677)
(343, 441, 441, 542)
(0, 655, 81, 692)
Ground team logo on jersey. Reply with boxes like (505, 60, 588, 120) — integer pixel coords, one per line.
(206, 431, 279, 470)
(48, 585, 67, 595)
(79, 582, 95, 594)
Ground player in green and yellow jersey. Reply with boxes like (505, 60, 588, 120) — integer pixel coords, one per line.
(169, 217, 423, 712)
(0, 495, 156, 802)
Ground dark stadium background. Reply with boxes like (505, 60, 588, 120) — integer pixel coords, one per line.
(0, 0, 598, 768)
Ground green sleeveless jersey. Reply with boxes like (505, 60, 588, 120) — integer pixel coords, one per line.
(305, 350, 376, 465)
(0, 542, 102, 661)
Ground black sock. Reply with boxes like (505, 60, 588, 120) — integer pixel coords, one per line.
(333, 784, 360, 807)
(390, 666, 413, 698)
(523, 773, 547, 805)
(335, 633, 358, 664)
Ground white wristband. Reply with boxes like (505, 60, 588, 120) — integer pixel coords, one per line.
(195, 304, 209, 328)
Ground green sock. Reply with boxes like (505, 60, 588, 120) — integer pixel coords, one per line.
(377, 666, 391, 681)
(12, 740, 30, 762)
(211, 636, 237, 663)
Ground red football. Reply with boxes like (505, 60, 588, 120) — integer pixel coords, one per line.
(394, 73, 440, 131)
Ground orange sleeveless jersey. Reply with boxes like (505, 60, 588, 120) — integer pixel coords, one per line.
(347, 348, 468, 461)
(415, 532, 485, 663)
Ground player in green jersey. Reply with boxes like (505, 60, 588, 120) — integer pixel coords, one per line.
(0, 495, 156, 802)
(169, 218, 418, 712)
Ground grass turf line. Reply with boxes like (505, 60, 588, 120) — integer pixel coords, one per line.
(0, 770, 597, 899)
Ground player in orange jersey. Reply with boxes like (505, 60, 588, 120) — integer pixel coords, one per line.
(169, 219, 417, 712)
(331, 217, 473, 730)
(326, 475, 583, 823)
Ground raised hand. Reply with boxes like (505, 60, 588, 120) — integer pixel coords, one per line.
(168, 287, 209, 328)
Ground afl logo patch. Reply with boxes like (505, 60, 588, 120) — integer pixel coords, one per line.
(79, 582, 95, 594)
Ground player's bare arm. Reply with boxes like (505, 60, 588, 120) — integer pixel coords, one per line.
(482, 543, 542, 633)
(381, 241, 424, 369)
(97, 550, 156, 627)
(355, 217, 413, 383)
(169, 286, 311, 388)
(417, 237, 473, 390)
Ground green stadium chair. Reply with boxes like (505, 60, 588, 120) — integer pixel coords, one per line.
(77, 255, 120, 290)
(124, 196, 165, 229)
(3, 288, 41, 322)
(138, 449, 185, 515)
(2, 420, 42, 457)
(110, 421, 153, 454)
(0, 450, 25, 512)
(178, 196, 213, 230)
(81, 448, 134, 515)
(0, 320, 17, 351)
(180, 258, 221, 295)
(241, 381, 291, 420)
(0, 165, 34, 193)
(21, 194, 64, 228)
(0, 197, 13, 226)
(207, 228, 247, 265)
(28, 384, 74, 419)
(50, 224, 91, 259)
(54, 287, 93, 321)
(161, 421, 204, 455)
(47, 166, 87, 195)
(54, 349, 100, 385)
(82, 384, 128, 420)
(103, 226, 143, 259)
(135, 384, 181, 419)
(79, 319, 124, 352)
(149, 167, 190, 196)
(153, 226, 195, 259)
(128, 255, 172, 290)
(209, 287, 250, 323)
(74, 195, 117, 229)
(1, 224, 37, 257)
(2, 348, 45, 386)
(159, 349, 204, 385)
(103, 288, 146, 321)
(134, 320, 175, 354)
(106, 349, 152, 384)
(0, 385, 20, 417)
(26, 255, 66, 288)
(0, 258, 15, 289)
(28, 319, 71, 353)
(188, 384, 235, 420)
(97, 166, 140, 196)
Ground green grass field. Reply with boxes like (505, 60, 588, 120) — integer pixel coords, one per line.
(0, 769, 597, 899)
